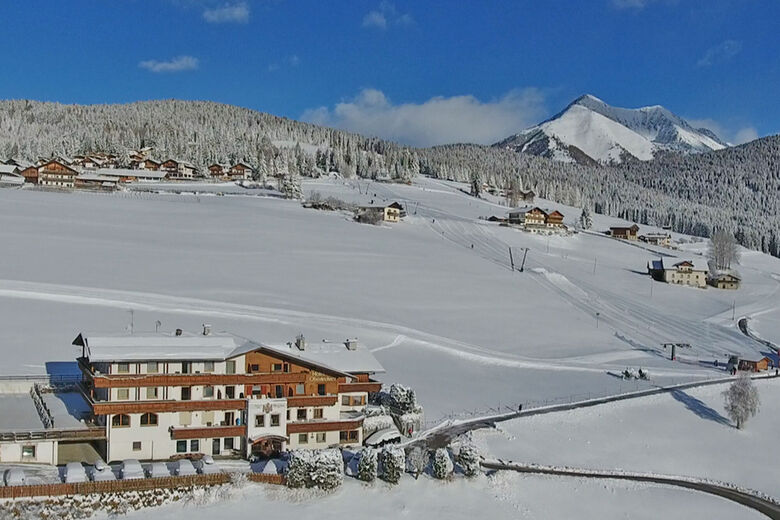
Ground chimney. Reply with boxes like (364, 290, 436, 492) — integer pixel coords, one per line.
(295, 334, 306, 351)
(345, 338, 358, 351)
(175, 328, 183, 336)
(202, 324, 211, 336)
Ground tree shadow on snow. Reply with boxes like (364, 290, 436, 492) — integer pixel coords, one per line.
(670, 389, 730, 426)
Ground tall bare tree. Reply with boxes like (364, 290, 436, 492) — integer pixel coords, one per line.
(708, 229, 740, 270)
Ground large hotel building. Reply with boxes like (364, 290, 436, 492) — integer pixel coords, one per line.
(74, 328, 384, 462)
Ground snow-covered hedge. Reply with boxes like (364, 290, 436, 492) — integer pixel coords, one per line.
(431, 448, 453, 480)
(287, 449, 343, 490)
(357, 447, 378, 482)
(456, 443, 481, 477)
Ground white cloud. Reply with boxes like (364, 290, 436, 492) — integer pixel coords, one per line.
(138, 55, 199, 73)
(203, 2, 249, 24)
(268, 55, 300, 73)
(697, 40, 742, 67)
(688, 118, 759, 145)
(362, 2, 413, 30)
(733, 127, 759, 145)
(301, 88, 547, 147)
(612, 0, 649, 8)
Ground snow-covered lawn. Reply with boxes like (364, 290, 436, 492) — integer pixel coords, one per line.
(478, 378, 780, 498)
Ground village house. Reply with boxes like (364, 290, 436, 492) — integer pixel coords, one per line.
(0, 164, 24, 186)
(356, 202, 404, 223)
(648, 258, 708, 288)
(74, 328, 384, 462)
(610, 225, 640, 240)
(91, 168, 169, 183)
(726, 355, 772, 374)
(38, 160, 79, 188)
(640, 233, 672, 248)
(160, 159, 198, 179)
(507, 206, 566, 233)
(74, 173, 119, 191)
(19, 165, 39, 184)
(208, 163, 227, 178)
(229, 163, 254, 180)
(708, 272, 741, 290)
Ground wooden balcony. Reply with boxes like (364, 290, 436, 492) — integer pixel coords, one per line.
(337, 381, 382, 393)
(286, 395, 338, 407)
(90, 372, 307, 388)
(92, 399, 246, 415)
(286, 418, 363, 434)
(170, 425, 245, 440)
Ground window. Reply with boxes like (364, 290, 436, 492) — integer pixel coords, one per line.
(203, 411, 214, 425)
(132, 441, 142, 451)
(341, 395, 350, 406)
(179, 411, 192, 426)
(298, 433, 308, 444)
(176, 440, 187, 453)
(254, 414, 265, 427)
(226, 386, 235, 399)
(272, 363, 283, 372)
(315, 432, 326, 443)
(117, 388, 129, 400)
(270, 414, 280, 427)
(252, 385, 262, 396)
(274, 385, 283, 398)
(146, 387, 158, 399)
(146, 362, 159, 373)
(226, 360, 236, 374)
(22, 445, 36, 458)
(317, 384, 326, 396)
(190, 440, 199, 452)
(339, 430, 359, 443)
(224, 437, 234, 450)
(112, 414, 130, 428)
(203, 361, 214, 373)
(283, 363, 290, 373)
(181, 387, 191, 400)
(286, 409, 290, 421)
(140, 413, 158, 426)
(295, 383, 304, 395)
(297, 409, 307, 420)
(117, 363, 129, 374)
(203, 385, 214, 398)
(250, 364, 259, 373)
(314, 408, 323, 419)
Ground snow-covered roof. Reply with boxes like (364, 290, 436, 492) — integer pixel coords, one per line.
(655, 257, 709, 272)
(273, 341, 385, 374)
(75, 331, 384, 375)
(76, 173, 119, 182)
(92, 168, 167, 179)
(0, 164, 19, 174)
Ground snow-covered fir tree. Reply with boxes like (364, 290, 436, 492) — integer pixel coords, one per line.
(380, 446, 405, 484)
(357, 447, 378, 482)
(431, 448, 453, 480)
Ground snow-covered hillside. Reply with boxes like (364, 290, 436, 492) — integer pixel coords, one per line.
(496, 94, 727, 164)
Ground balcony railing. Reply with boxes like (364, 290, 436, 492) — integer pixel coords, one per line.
(286, 395, 338, 407)
(337, 381, 382, 393)
(91, 399, 247, 415)
(170, 425, 245, 440)
(89, 371, 307, 388)
(286, 417, 363, 434)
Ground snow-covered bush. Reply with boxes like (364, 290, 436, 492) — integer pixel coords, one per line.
(381, 446, 405, 484)
(406, 447, 428, 479)
(357, 447, 378, 482)
(385, 384, 418, 413)
(455, 442, 480, 477)
(431, 448, 453, 480)
(287, 449, 343, 490)
(723, 374, 760, 429)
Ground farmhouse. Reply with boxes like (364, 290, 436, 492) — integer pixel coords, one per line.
(640, 233, 672, 247)
(229, 163, 254, 180)
(19, 165, 39, 184)
(91, 168, 169, 183)
(74, 329, 384, 462)
(208, 163, 227, 177)
(356, 202, 403, 223)
(74, 173, 119, 191)
(648, 258, 708, 288)
(507, 206, 566, 232)
(708, 272, 741, 290)
(38, 160, 79, 188)
(610, 225, 640, 240)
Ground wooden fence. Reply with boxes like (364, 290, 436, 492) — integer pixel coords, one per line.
(0, 472, 285, 499)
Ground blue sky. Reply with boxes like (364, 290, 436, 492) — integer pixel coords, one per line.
(0, 0, 777, 147)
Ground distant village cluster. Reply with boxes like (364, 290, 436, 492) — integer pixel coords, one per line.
(0, 149, 257, 190)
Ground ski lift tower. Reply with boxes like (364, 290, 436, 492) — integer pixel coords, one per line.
(662, 343, 691, 361)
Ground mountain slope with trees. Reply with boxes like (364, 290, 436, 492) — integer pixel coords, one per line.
(0, 99, 778, 257)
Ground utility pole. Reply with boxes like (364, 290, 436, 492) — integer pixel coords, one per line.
(595, 312, 600, 329)
(508, 246, 515, 271)
(519, 248, 529, 272)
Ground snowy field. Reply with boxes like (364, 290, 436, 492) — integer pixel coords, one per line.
(1, 178, 779, 517)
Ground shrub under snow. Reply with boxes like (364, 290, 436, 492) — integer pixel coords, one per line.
(456, 442, 481, 477)
(381, 446, 405, 484)
(357, 447, 378, 482)
(431, 448, 453, 480)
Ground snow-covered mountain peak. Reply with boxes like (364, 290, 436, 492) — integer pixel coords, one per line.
(496, 95, 728, 165)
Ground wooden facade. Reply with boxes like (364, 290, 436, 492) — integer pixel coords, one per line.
(20, 166, 38, 184)
(610, 225, 640, 240)
(38, 160, 78, 188)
